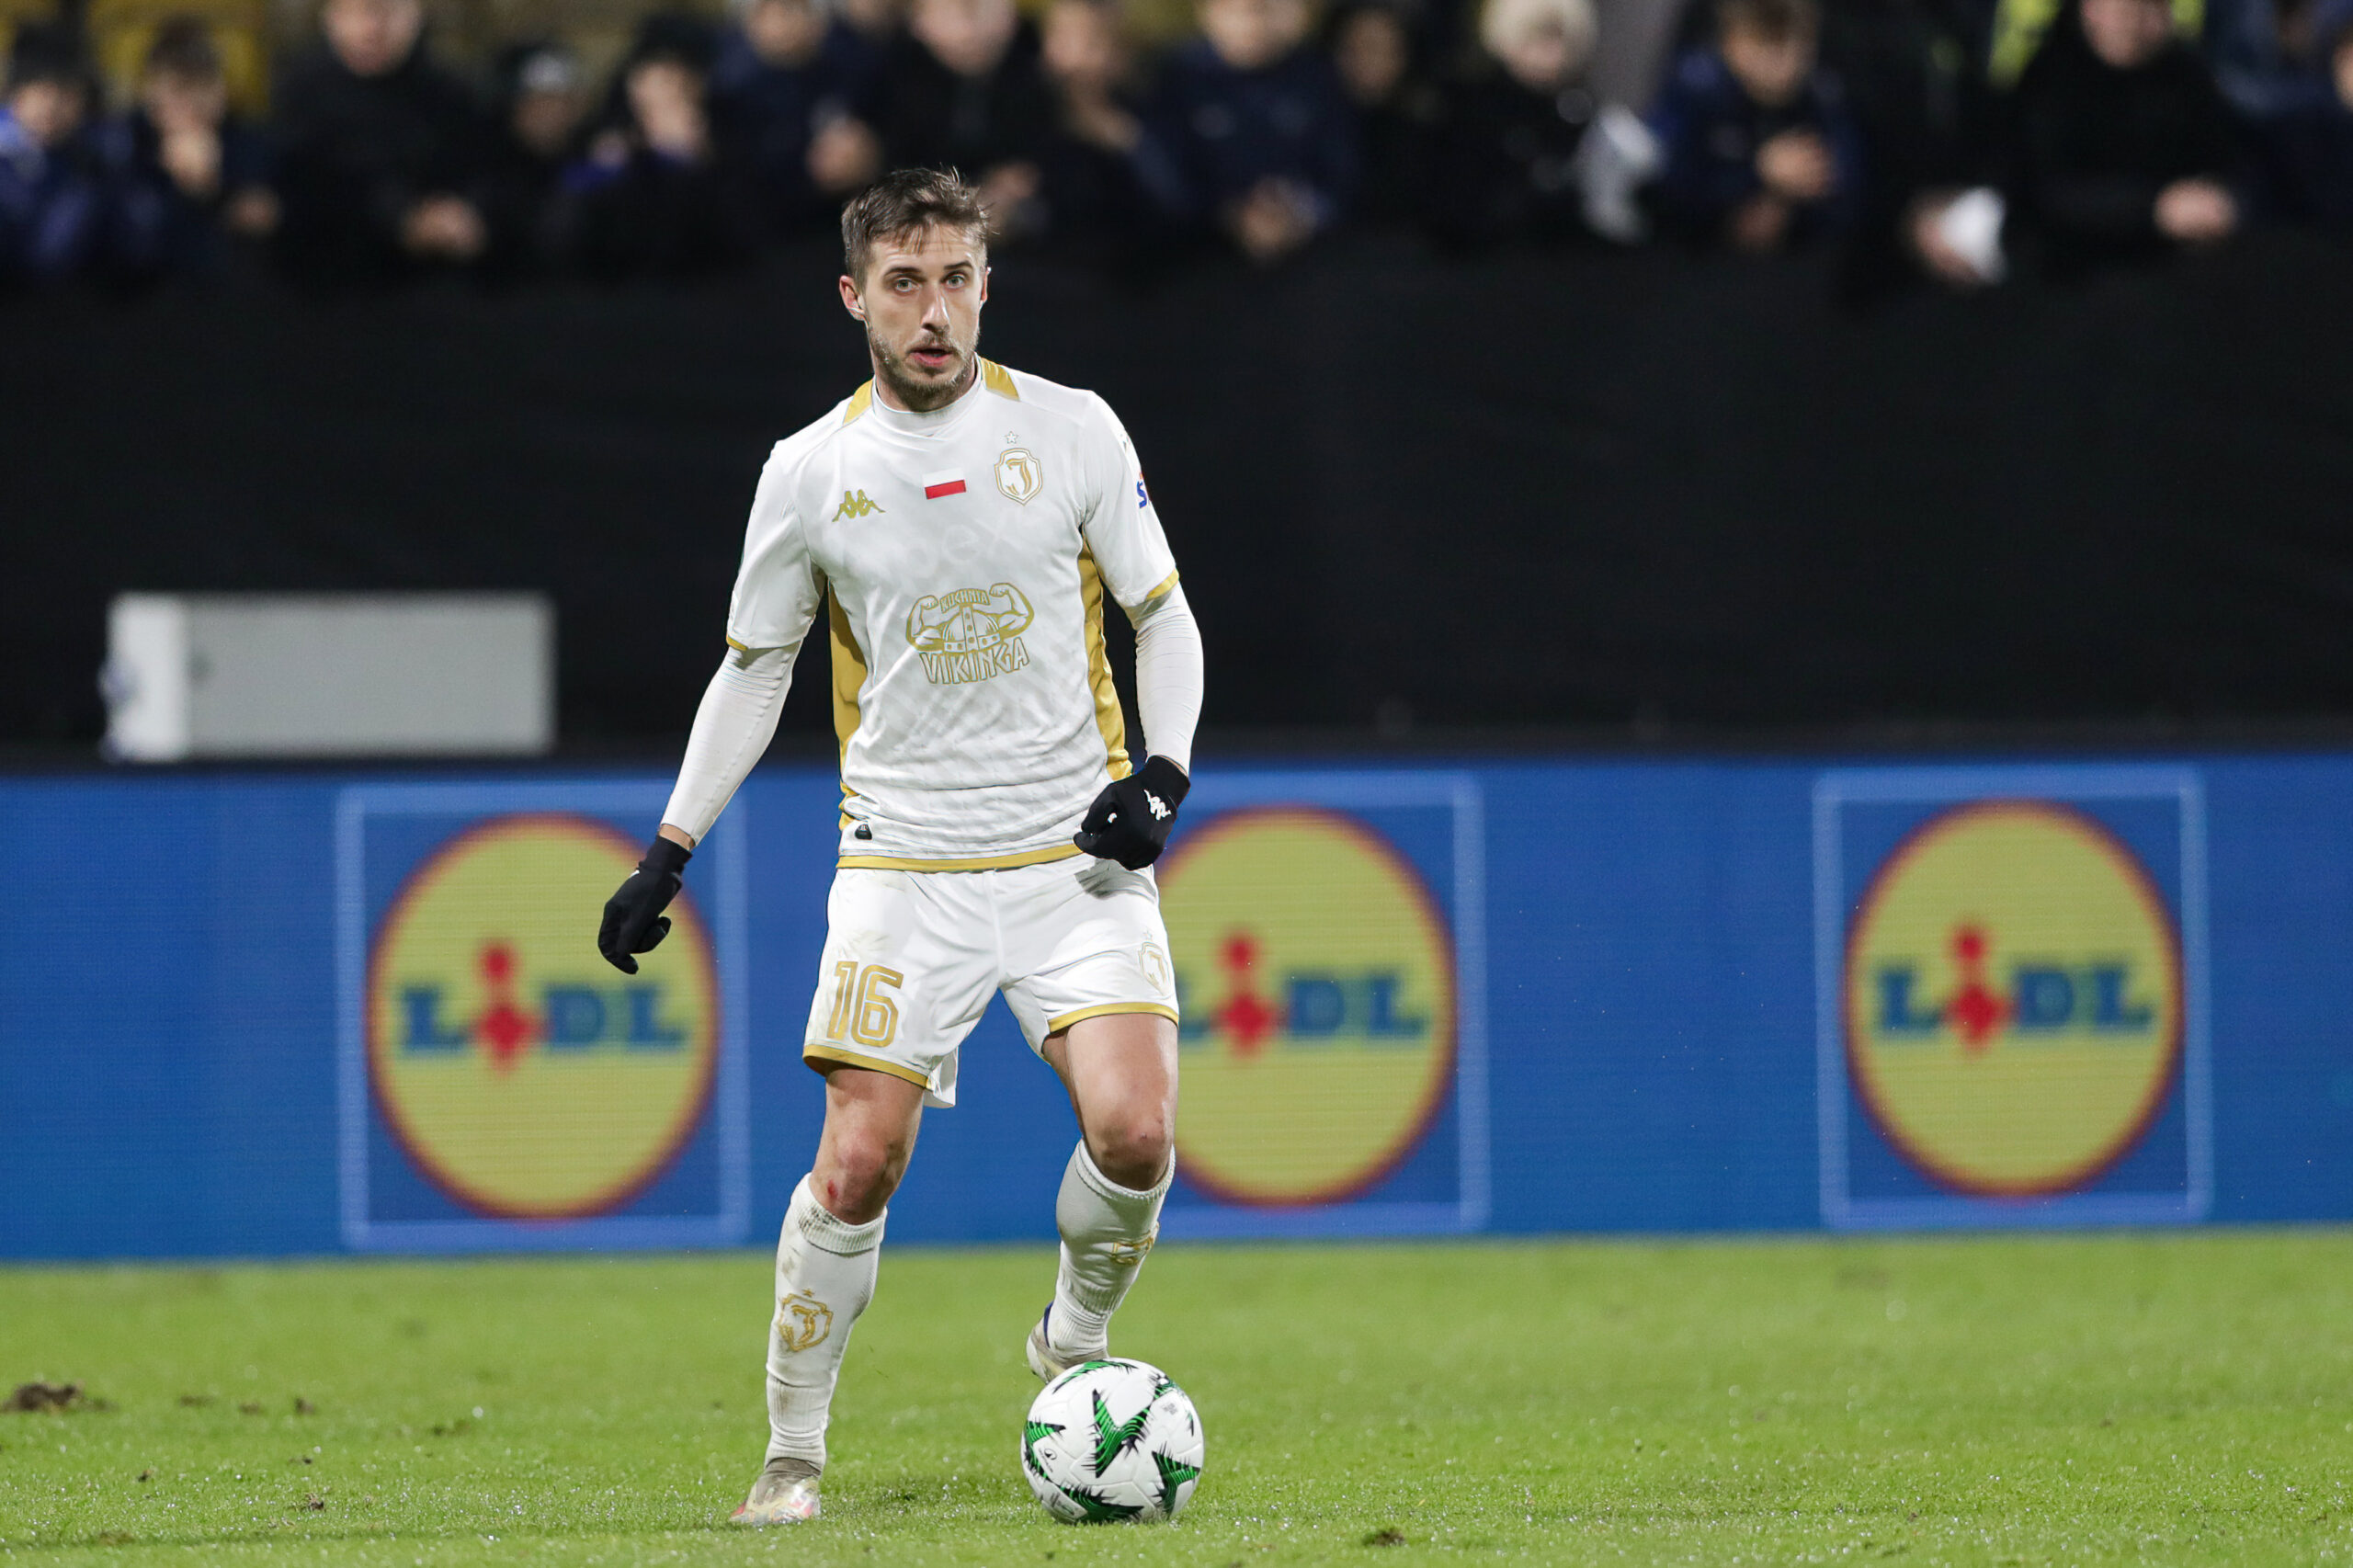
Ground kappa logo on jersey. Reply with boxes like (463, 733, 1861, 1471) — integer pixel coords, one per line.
(905, 581, 1036, 685)
(1844, 801, 2182, 1198)
(833, 489, 886, 519)
(996, 446, 1043, 504)
(1158, 807, 1455, 1206)
(368, 814, 720, 1220)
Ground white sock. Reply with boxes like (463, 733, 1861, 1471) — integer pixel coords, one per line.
(1047, 1141, 1172, 1359)
(765, 1174, 884, 1471)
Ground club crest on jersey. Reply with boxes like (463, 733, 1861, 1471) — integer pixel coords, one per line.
(996, 447, 1044, 504)
(833, 489, 885, 520)
(906, 581, 1035, 685)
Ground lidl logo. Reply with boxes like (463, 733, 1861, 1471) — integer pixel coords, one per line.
(1158, 807, 1454, 1206)
(367, 813, 720, 1219)
(1843, 801, 2182, 1198)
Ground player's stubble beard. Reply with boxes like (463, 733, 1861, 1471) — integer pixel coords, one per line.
(868, 317, 981, 414)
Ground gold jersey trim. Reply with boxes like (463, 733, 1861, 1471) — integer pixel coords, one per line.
(724, 634, 752, 653)
(843, 381, 875, 424)
(1046, 1002, 1181, 1034)
(801, 1041, 931, 1088)
(981, 359, 1020, 400)
(1077, 548, 1132, 780)
(1137, 568, 1181, 608)
(826, 585, 867, 810)
(836, 843, 1086, 872)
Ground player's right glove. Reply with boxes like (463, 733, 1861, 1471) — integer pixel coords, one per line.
(598, 835, 691, 974)
(1074, 756, 1189, 869)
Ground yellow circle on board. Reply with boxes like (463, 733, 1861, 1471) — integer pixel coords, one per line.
(1844, 801, 2181, 1197)
(1159, 807, 1454, 1206)
(367, 814, 719, 1219)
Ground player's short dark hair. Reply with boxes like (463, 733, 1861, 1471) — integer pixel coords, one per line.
(1717, 0, 1815, 40)
(841, 168, 992, 286)
(144, 16, 224, 82)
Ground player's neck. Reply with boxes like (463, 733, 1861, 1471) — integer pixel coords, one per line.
(872, 359, 979, 415)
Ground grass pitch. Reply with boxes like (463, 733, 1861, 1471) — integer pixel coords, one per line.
(1, 1232, 2347, 1566)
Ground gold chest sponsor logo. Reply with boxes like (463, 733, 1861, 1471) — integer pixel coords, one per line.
(906, 582, 1035, 685)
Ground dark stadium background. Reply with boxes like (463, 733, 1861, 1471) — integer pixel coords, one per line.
(12, 233, 2353, 756)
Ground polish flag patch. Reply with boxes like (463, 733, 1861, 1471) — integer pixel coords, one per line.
(923, 469, 968, 500)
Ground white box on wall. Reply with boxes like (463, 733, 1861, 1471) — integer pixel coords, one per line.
(104, 594, 555, 761)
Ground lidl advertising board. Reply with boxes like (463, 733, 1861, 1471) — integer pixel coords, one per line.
(4, 755, 2351, 1257)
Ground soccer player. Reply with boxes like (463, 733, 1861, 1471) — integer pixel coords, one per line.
(597, 166, 1205, 1527)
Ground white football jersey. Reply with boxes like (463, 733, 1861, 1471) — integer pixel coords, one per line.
(725, 359, 1181, 869)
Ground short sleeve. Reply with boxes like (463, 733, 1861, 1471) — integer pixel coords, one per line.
(724, 442, 824, 652)
(1076, 393, 1181, 611)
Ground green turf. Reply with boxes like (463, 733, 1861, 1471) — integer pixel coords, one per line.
(2, 1232, 2348, 1565)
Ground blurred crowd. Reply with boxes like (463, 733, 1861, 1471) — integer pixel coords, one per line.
(4, 0, 2352, 293)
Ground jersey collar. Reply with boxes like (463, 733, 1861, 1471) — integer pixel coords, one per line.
(870, 367, 983, 435)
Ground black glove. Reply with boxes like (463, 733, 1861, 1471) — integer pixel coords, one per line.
(1074, 756, 1190, 869)
(598, 835, 691, 974)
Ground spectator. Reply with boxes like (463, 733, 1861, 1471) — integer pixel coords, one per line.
(1648, 0, 1863, 251)
(1818, 0, 1998, 290)
(2005, 0, 2241, 274)
(710, 0, 883, 236)
(2211, 0, 2332, 116)
(839, 0, 911, 49)
(99, 17, 278, 283)
(0, 24, 104, 287)
(877, 0, 1055, 235)
(273, 0, 487, 285)
(1033, 0, 1157, 254)
(2250, 0, 2353, 224)
(1427, 0, 1602, 245)
(1146, 0, 1360, 262)
(1325, 0, 1433, 228)
(477, 42, 587, 282)
(559, 28, 762, 280)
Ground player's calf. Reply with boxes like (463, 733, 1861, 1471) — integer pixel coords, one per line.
(1032, 1140, 1173, 1378)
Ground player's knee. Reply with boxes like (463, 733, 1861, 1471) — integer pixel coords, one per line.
(817, 1130, 907, 1219)
(1087, 1111, 1173, 1191)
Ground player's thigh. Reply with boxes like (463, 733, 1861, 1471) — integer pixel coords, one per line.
(1042, 1008, 1179, 1179)
(997, 857, 1181, 1053)
(803, 868, 995, 1108)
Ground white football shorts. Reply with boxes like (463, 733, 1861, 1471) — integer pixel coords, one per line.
(801, 855, 1180, 1108)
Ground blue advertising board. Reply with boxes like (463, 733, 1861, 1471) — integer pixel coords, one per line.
(3, 752, 2351, 1260)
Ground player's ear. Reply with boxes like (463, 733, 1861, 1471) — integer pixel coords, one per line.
(838, 273, 865, 320)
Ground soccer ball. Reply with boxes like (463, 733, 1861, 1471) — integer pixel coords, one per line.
(1021, 1358, 1203, 1523)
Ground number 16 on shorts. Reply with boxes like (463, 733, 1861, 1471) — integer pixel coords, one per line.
(826, 962, 904, 1050)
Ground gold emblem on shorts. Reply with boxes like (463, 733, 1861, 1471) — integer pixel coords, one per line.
(995, 447, 1043, 504)
(1139, 943, 1172, 995)
(775, 1290, 834, 1352)
(906, 582, 1035, 685)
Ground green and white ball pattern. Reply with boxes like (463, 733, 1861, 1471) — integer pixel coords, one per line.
(1021, 1358, 1203, 1523)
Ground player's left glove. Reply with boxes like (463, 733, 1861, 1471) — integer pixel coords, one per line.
(1074, 756, 1189, 869)
(598, 835, 691, 974)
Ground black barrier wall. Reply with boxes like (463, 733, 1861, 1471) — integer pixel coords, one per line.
(10, 234, 2353, 748)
